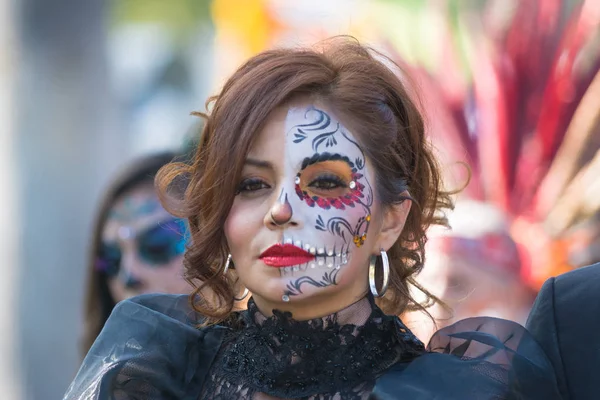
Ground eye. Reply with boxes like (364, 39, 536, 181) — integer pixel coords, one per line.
(308, 174, 347, 190)
(96, 242, 122, 277)
(137, 219, 187, 265)
(298, 160, 353, 198)
(236, 178, 270, 194)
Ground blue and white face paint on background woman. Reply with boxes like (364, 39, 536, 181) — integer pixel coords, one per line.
(99, 184, 191, 301)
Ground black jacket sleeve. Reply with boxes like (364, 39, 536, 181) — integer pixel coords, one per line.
(526, 263, 600, 400)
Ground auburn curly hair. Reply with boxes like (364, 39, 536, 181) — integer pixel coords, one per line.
(156, 37, 454, 324)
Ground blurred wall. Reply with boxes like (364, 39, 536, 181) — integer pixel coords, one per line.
(15, 0, 126, 398)
(0, 0, 22, 398)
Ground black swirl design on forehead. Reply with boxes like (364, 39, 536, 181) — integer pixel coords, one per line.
(292, 107, 340, 151)
(294, 107, 330, 132)
(300, 152, 355, 171)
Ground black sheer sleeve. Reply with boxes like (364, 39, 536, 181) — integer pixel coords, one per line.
(63, 294, 224, 400)
(371, 317, 563, 399)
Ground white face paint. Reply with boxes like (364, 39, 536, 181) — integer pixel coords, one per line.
(225, 100, 380, 306)
(277, 105, 374, 297)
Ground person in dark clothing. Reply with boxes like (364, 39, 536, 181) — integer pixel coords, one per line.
(526, 262, 600, 400)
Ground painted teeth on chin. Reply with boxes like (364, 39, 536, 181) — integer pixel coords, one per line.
(309, 262, 316, 269)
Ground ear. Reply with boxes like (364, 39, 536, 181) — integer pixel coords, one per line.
(375, 193, 412, 253)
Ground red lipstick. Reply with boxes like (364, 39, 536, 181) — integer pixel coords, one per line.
(259, 244, 315, 267)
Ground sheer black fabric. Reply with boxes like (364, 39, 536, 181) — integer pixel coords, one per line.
(65, 294, 562, 400)
(370, 317, 563, 399)
(63, 294, 223, 400)
(201, 296, 424, 399)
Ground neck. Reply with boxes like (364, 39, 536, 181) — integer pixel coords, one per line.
(251, 284, 370, 321)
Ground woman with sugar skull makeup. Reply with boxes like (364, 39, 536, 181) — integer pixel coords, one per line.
(81, 151, 193, 357)
(65, 37, 562, 400)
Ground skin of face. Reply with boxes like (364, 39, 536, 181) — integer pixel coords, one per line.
(102, 183, 191, 302)
(224, 99, 411, 319)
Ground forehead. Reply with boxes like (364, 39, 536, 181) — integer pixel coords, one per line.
(249, 100, 362, 162)
(109, 184, 161, 218)
(102, 184, 171, 239)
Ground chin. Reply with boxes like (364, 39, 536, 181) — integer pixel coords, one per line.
(245, 271, 287, 295)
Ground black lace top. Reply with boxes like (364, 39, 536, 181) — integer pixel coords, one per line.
(64, 293, 564, 400)
(201, 296, 425, 399)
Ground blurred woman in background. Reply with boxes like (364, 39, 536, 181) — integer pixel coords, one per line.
(81, 152, 192, 354)
(406, 199, 536, 342)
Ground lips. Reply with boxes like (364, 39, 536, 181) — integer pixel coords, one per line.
(259, 244, 315, 268)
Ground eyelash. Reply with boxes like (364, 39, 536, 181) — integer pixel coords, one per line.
(236, 178, 270, 194)
(308, 174, 347, 190)
(236, 174, 347, 195)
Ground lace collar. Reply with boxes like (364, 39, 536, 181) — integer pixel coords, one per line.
(209, 295, 425, 399)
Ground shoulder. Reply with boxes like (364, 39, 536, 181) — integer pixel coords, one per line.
(528, 262, 600, 328)
(526, 263, 600, 399)
(551, 262, 600, 305)
(64, 294, 224, 399)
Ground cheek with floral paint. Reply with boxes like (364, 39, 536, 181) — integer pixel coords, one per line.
(268, 106, 375, 300)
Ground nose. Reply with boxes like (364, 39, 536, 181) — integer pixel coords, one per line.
(121, 270, 143, 289)
(265, 190, 300, 229)
(118, 242, 144, 289)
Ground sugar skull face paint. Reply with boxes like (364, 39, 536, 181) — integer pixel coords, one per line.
(101, 184, 192, 302)
(277, 106, 374, 296)
(225, 100, 383, 308)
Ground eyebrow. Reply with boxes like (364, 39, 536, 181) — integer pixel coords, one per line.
(108, 199, 162, 221)
(300, 152, 354, 170)
(244, 158, 274, 169)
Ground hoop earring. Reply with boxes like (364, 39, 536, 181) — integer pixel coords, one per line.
(369, 249, 390, 297)
(223, 254, 232, 274)
(225, 254, 249, 300)
(234, 288, 250, 301)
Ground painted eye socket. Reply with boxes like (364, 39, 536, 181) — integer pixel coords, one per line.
(96, 218, 189, 276)
(138, 218, 187, 265)
(308, 174, 347, 190)
(236, 178, 270, 194)
(96, 243, 122, 277)
(298, 161, 352, 198)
